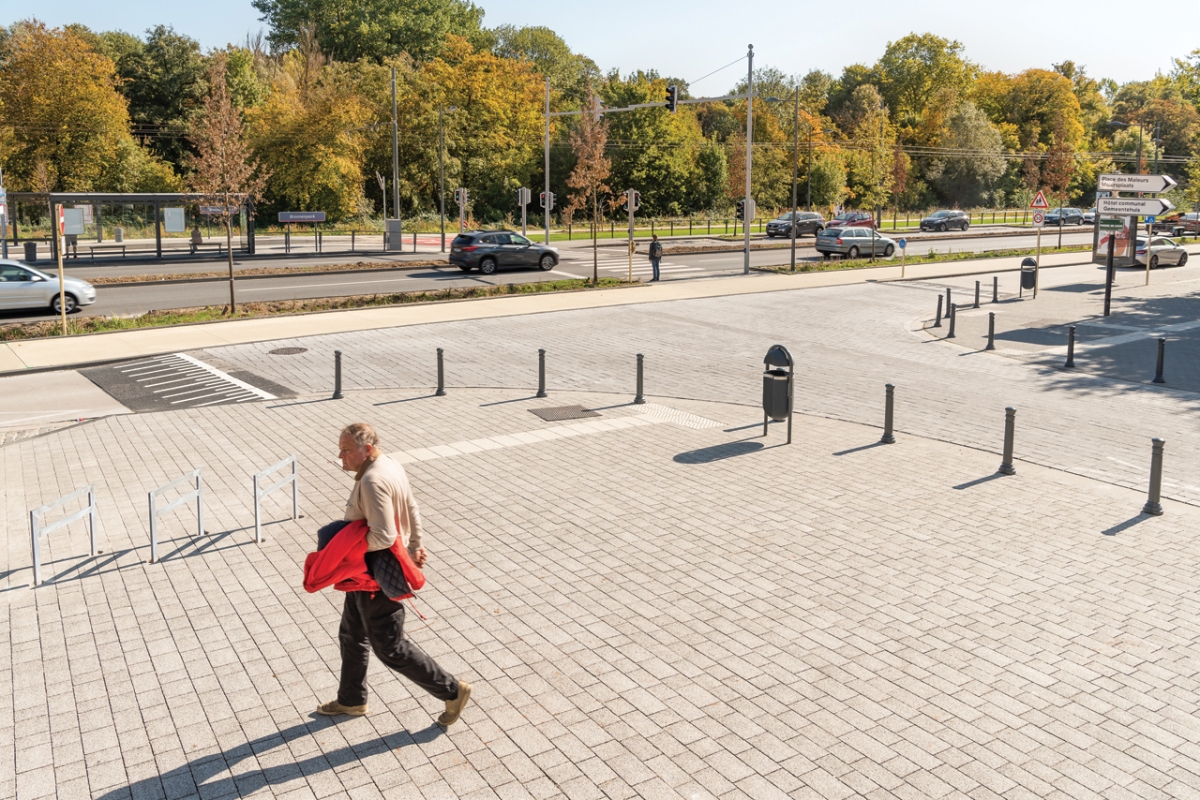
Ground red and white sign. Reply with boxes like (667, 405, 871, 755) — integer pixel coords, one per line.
(1030, 191, 1050, 210)
(1032, 211, 1045, 228)
(57, 206, 65, 235)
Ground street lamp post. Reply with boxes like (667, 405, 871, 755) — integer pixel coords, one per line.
(790, 86, 799, 271)
(438, 104, 457, 252)
(743, 44, 754, 275)
(390, 68, 400, 233)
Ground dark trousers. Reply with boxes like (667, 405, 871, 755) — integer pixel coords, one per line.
(337, 591, 459, 706)
(650, 257, 661, 280)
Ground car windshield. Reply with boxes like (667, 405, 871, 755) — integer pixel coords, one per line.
(451, 235, 474, 246)
(928, 211, 948, 218)
(509, 234, 530, 245)
(773, 214, 795, 222)
(821, 228, 845, 237)
(832, 213, 855, 221)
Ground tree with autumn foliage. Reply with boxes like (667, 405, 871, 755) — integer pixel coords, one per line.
(564, 89, 610, 283)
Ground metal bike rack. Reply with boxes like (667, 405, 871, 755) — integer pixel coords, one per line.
(149, 469, 203, 563)
(30, 486, 98, 587)
(253, 455, 299, 543)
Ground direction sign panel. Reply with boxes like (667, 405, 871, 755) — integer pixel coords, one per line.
(1098, 217, 1123, 230)
(1097, 173, 1177, 194)
(278, 211, 327, 222)
(1032, 211, 1045, 228)
(1030, 191, 1050, 210)
(1096, 197, 1175, 217)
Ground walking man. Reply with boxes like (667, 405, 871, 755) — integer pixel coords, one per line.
(317, 422, 472, 726)
(648, 234, 663, 281)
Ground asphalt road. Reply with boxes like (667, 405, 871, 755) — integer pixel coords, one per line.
(1, 227, 1101, 324)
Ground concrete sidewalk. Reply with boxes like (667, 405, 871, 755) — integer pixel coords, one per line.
(0, 250, 1099, 374)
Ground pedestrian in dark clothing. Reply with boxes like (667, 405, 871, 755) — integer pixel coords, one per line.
(316, 422, 472, 727)
(648, 234, 663, 281)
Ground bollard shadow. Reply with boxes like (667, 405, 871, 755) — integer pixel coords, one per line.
(479, 395, 542, 407)
(267, 397, 339, 410)
(93, 719, 444, 800)
(374, 393, 441, 406)
(674, 439, 764, 464)
(724, 421, 768, 433)
(953, 474, 1007, 490)
(832, 441, 887, 457)
(1102, 515, 1153, 536)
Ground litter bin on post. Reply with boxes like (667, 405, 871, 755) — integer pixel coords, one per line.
(23, 242, 37, 262)
(762, 344, 794, 444)
(1019, 257, 1036, 298)
(114, 226, 124, 243)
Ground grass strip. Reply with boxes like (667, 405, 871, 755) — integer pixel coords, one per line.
(0, 277, 633, 342)
(754, 244, 1100, 273)
(88, 259, 446, 285)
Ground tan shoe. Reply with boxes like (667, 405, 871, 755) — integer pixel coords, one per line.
(316, 700, 368, 717)
(437, 681, 472, 727)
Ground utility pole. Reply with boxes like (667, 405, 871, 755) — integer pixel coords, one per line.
(439, 104, 446, 251)
(790, 86, 799, 271)
(743, 44, 754, 275)
(0, 167, 7, 260)
(544, 79, 552, 245)
(806, 126, 813, 211)
(390, 68, 400, 229)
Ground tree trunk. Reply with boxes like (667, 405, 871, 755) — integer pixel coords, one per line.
(226, 215, 236, 313)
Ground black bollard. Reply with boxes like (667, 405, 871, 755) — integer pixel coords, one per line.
(947, 303, 957, 339)
(881, 383, 896, 444)
(998, 407, 1016, 475)
(934, 295, 943, 328)
(946, 287, 952, 316)
(992, 275, 998, 303)
(634, 354, 646, 404)
(1065, 326, 1076, 369)
(1142, 438, 1165, 516)
(974, 280, 980, 309)
(1153, 338, 1166, 384)
(536, 348, 547, 398)
(333, 350, 343, 400)
(985, 312, 996, 351)
(436, 348, 446, 396)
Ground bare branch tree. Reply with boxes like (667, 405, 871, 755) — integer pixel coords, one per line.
(188, 54, 269, 313)
(565, 89, 611, 283)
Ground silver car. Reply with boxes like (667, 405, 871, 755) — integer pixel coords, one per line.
(0, 260, 97, 313)
(815, 227, 896, 259)
(1134, 237, 1189, 268)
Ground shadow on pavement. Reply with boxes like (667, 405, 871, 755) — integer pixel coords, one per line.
(674, 439, 764, 463)
(94, 719, 444, 800)
(953, 474, 1007, 490)
(1102, 515, 1153, 536)
(833, 441, 887, 457)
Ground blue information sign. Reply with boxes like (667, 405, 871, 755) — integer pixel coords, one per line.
(898, 238, 907, 249)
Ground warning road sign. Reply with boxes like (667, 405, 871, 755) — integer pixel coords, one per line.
(1032, 211, 1045, 228)
(1030, 191, 1050, 210)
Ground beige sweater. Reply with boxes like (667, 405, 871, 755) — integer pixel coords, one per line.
(344, 454, 424, 554)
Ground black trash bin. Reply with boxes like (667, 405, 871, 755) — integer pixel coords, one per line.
(762, 344, 795, 443)
(1020, 257, 1036, 291)
(23, 241, 36, 262)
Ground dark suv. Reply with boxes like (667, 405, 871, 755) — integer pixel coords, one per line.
(919, 210, 970, 232)
(765, 211, 826, 238)
(449, 231, 559, 274)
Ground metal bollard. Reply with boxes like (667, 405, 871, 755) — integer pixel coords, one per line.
(634, 353, 646, 404)
(536, 348, 547, 398)
(992, 275, 998, 303)
(1065, 326, 1076, 368)
(985, 312, 996, 351)
(934, 295, 943, 328)
(946, 304, 957, 339)
(881, 383, 895, 444)
(1142, 437, 1165, 516)
(436, 348, 446, 396)
(946, 288, 952, 316)
(332, 350, 343, 400)
(998, 407, 1016, 475)
(1153, 338, 1166, 384)
(974, 280, 980, 309)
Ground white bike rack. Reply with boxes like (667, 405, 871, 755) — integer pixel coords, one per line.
(149, 469, 203, 563)
(30, 486, 99, 587)
(253, 455, 299, 543)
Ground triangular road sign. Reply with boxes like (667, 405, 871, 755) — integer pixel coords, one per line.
(1030, 191, 1050, 210)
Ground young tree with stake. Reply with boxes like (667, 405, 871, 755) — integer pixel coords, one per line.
(565, 89, 611, 283)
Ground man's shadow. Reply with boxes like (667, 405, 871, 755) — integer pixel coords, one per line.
(95, 718, 444, 799)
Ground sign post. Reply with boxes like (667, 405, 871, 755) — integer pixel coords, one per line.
(516, 187, 531, 237)
(625, 189, 640, 282)
(0, 176, 7, 260)
(55, 204, 67, 336)
(898, 238, 907, 278)
(1030, 192, 1049, 299)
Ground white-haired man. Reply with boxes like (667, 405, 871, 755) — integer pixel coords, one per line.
(317, 422, 471, 727)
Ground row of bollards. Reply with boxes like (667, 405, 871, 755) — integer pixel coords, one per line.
(331, 348, 650, 404)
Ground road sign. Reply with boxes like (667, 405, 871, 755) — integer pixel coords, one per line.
(1098, 218, 1123, 230)
(897, 238, 906, 249)
(1097, 173, 1177, 194)
(1030, 191, 1050, 210)
(1097, 197, 1175, 217)
(1032, 211, 1045, 228)
(58, 205, 65, 235)
(278, 211, 327, 222)
(1146, 216, 1156, 224)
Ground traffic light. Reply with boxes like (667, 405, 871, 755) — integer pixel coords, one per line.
(624, 189, 640, 212)
(540, 191, 556, 211)
(665, 85, 678, 113)
(454, 188, 468, 205)
(736, 199, 745, 221)
(516, 187, 531, 207)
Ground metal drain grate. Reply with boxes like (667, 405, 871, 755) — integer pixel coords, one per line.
(529, 405, 601, 421)
(269, 347, 308, 355)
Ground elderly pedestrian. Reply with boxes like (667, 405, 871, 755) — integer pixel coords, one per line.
(316, 422, 471, 726)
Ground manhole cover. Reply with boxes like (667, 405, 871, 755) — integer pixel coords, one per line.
(269, 347, 308, 355)
(529, 405, 601, 421)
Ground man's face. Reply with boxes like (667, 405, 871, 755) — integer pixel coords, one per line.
(338, 433, 372, 472)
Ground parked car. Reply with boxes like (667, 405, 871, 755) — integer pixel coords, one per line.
(1149, 212, 1194, 236)
(815, 227, 897, 259)
(828, 211, 875, 229)
(0, 260, 96, 313)
(449, 231, 559, 274)
(919, 210, 970, 232)
(1082, 208, 1097, 224)
(1133, 237, 1189, 268)
(765, 211, 826, 238)
(1044, 208, 1085, 226)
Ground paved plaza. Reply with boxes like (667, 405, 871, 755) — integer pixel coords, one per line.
(4, 268, 1200, 799)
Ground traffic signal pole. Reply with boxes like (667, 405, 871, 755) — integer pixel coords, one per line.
(544, 79, 551, 245)
(744, 44, 754, 275)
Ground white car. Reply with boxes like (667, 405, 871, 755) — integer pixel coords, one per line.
(1134, 237, 1189, 268)
(0, 260, 97, 313)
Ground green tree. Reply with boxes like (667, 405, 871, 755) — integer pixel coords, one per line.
(491, 25, 597, 104)
(252, 0, 486, 62)
(874, 33, 976, 125)
(563, 89, 610, 282)
(925, 102, 1005, 206)
(808, 151, 846, 210)
(118, 25, 208, 169)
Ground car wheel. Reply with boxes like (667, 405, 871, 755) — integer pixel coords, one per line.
(458, 265, 472, 272)
(961, 222, 969, 231)
(883, 244, 895, 256)
(1178, 252, 1188, 266)
(51, 293, 78, 314)
(1150, 255, 1159, 269)
(813, 226, 823, 236)
(938, 223, 947, 232)
(479, 257, 497, 275)
(847, 246, 860, 258)
(538, 254, 555, 271)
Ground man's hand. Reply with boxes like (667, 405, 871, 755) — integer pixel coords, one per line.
(413, 548, 428, 568)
